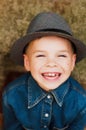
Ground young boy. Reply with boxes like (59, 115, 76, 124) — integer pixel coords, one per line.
(2, 12, 86, 130)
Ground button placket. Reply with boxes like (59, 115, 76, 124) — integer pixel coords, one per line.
(41, 94, 53, 129)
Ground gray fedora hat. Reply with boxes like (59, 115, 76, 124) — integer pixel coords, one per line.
(10, 12, 86, 65)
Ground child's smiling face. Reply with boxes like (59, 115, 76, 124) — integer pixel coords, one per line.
(24, 36, 76, 91)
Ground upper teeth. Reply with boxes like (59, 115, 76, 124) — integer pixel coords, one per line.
(44, 73, 56, 77)
(49, 73, 55, 76)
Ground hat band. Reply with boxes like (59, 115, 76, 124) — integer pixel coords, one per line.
(36, 29, 72, 36)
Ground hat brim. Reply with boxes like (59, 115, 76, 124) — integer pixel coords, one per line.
(10, 31, 86, 65)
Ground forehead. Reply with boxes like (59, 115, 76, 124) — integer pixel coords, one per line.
(25, 36, 73, 52)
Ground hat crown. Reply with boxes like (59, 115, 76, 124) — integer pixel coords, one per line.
(11, 12, 86, 65)
(27, 12, 72, 35)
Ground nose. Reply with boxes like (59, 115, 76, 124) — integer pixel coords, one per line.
(46, 57, 57, 67)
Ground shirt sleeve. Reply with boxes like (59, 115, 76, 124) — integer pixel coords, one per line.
(2, 91, 24, 130)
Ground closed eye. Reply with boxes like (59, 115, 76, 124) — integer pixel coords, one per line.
(36, 55, 46, 57)
(58, 55, 67, 57)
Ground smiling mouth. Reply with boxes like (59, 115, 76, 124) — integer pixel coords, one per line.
(42, 72, 61, 80)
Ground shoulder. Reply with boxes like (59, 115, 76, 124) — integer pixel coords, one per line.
(68, 77, 86, 109)
(63, 77, 86, 121)
(2, 72, 30, 96)
(69, 77, 86, 96)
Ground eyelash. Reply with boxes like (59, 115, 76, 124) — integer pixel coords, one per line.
(36, 55, 45, 57)
(58, 55, 67, 57)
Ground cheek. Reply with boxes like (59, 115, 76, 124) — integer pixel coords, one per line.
(29, 61, 41, 72)
(60, 60, 70, 67)
(66, 61, 75, 72)
(60, 60, 74, 71)
(32, 59, 45, 67)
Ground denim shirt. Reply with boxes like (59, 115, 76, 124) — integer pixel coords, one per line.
(2, 73, 86, 130)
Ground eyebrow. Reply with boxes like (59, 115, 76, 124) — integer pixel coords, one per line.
(33, 50, 46, 53)
(33, 50, 70, 54)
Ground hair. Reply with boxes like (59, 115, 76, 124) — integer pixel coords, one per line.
(70, 41, 77, 54)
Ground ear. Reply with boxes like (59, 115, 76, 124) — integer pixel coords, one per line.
(71, 54, 76, 71)
(23, 54, 30, 71)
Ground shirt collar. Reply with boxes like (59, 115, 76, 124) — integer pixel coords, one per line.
(27, 75, 46, 109)
(51, 80, 70, 107)
(27, 74, 70, 108)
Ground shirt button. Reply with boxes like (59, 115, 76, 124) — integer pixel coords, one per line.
(47, 95, 51, 99)
(44, 113, 49, 117)
(44, 125, 47, 128)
